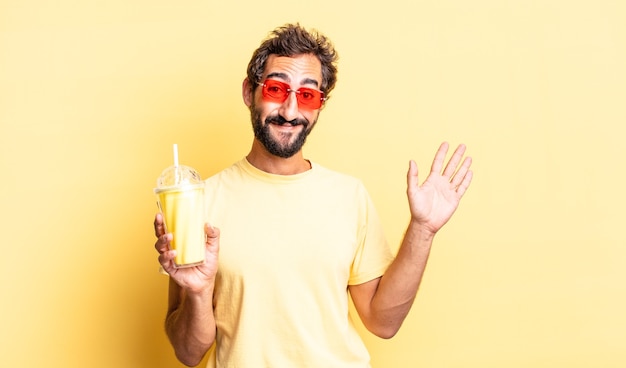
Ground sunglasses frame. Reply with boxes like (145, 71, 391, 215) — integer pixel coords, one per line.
(258, 79, 326, 110)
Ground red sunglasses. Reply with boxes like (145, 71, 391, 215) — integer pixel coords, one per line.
(258, 79, 325, 110)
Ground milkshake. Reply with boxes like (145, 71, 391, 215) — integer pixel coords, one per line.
(155, 146, 205, 268)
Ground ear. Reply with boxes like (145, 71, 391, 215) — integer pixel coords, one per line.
(242, 78, 253, 108)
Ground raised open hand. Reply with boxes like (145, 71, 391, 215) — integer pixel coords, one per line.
(406, 142, 473, 235)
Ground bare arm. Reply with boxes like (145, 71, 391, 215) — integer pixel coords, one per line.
(155, 215, 220, 366)
(165, 277, 216, 366)
(350, 142, 473, 338)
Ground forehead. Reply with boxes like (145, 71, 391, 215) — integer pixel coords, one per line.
(263, 54, 322, 86)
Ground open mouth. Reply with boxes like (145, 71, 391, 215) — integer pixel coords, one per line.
(276, 121, 300, 127)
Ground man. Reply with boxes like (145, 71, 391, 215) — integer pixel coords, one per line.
(154, 23, 473, 367)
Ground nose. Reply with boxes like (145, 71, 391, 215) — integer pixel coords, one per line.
(278, 90, 299, 121)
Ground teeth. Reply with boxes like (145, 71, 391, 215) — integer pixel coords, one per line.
(269, 120, 300, 127)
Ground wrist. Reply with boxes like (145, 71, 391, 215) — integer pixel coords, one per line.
(408, 219, 437, 243)
(181, 278, 215, 301)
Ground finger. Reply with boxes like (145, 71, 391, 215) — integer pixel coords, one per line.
(154, 213, 166, 237)
(406, 160, 419, 190)
(451, 156, 473, 188)
(430, 142, 449, 174)
(205, 223, 220, 239)
(456, 169, 473, 197)
(205, 223, 221, 252)
(154, 232, 173, 253)
(442, 144, 467, 178)
(158, 249, 177, 268)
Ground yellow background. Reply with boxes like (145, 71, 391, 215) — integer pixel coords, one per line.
(1, 0, 625, 367)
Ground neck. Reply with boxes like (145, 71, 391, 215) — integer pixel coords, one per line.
(246, 141, 311, 175)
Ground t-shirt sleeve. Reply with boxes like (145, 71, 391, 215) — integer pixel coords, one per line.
(348, 183, 394, 285)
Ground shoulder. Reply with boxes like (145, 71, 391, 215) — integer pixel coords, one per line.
(206, 159, 247, 179)
(310, 162, 369, 195)
(311, 162, 355, 180)
(203, 160, 247, 190)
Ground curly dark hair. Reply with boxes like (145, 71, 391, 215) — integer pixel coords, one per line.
(246, 23, 339, 99)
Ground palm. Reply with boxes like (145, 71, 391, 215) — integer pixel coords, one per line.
(155, 220, 220, 294)
(168, 242, 219, 292)
(407, 143, 473, 234)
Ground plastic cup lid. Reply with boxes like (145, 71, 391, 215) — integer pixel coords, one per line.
(155, 164, 203, 191)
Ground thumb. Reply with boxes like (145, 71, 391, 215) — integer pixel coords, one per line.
(205, 223, 220, 239)
(407, 160, 419, 189)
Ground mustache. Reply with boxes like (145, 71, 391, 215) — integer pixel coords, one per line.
(265, 115, 308, 127)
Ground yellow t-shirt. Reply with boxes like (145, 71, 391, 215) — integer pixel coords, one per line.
(203, 158, 394, 368)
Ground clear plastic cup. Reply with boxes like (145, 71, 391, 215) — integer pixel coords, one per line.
(154, 164, 205, 268)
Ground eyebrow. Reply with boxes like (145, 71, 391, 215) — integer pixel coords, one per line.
(266, 72, 320, 88)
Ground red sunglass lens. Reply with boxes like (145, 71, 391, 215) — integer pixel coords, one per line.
(262, 80, 288, 101)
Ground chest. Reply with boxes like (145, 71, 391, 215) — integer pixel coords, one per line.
(208, 181, 361, 285)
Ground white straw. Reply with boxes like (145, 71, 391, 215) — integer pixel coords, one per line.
(173, 143, 179, 167)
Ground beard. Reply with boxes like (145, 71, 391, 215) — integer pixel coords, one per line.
(250, 106, 316, 158)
